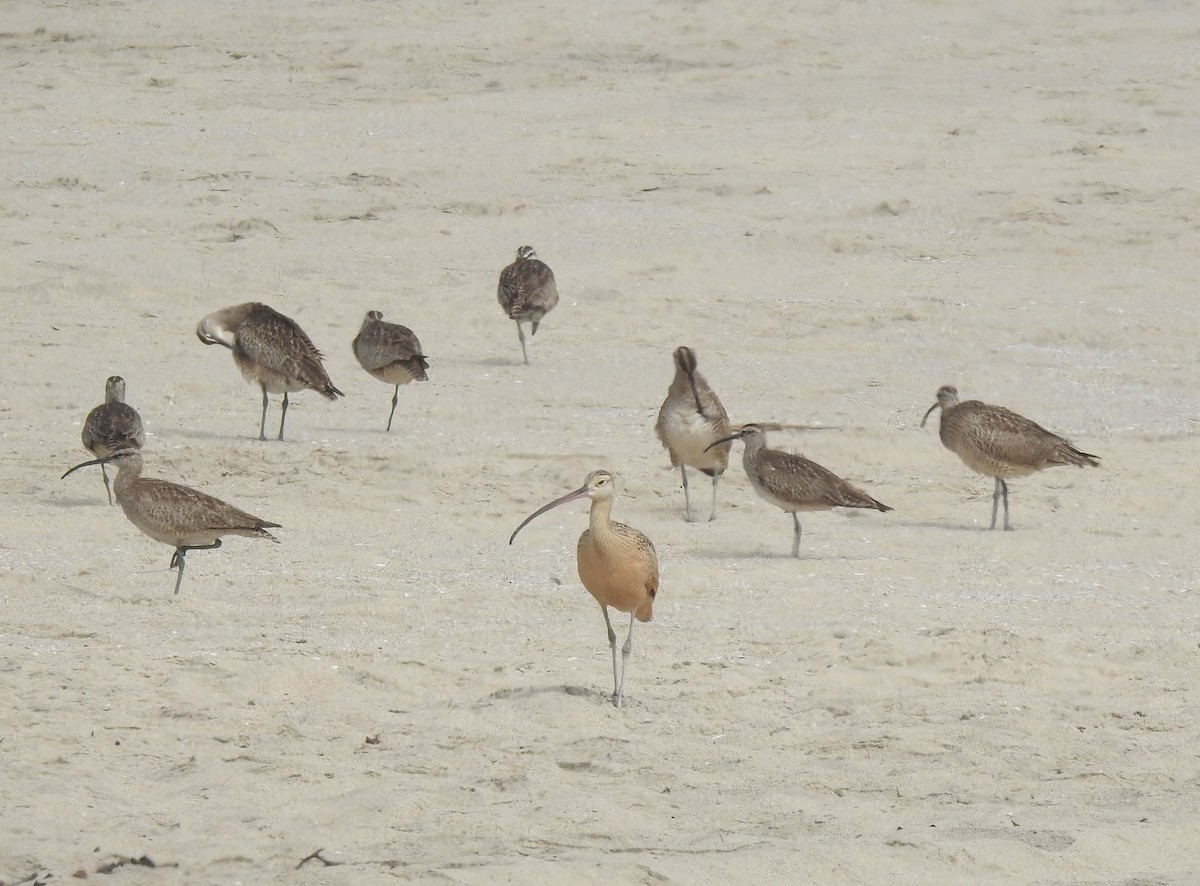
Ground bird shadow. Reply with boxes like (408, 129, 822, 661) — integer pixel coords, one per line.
(466, 356, 526, 369)
(489, 683, 600, 702)
(49, 495, 110, 509)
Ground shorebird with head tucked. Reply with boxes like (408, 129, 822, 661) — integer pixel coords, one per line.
(352, 310, 429, 431)
(196, 302, 343, 441)
(921, 385, 1100, 530)
(655, 346, 732, 522)
(510, 470, 658, 708)
(707, 423, 892, 557)
(81, 375, 145, 505)
(62, 449, 281, 594)
(497, 245, 559, 365)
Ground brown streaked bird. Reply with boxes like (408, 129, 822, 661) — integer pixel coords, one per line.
(497, 245, 560, 365)
(707, 423, 892, 557)
(196, 302, 344, 441)
(81, 375, 146, 505)
(62, 449, 280, 594)
(654, 346, 732, 522)
(920, 385, 1100, 531)
(509, 470, 658, 708)
(352, 310, 429, 432)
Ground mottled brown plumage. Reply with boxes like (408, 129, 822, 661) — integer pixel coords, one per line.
(62, 449, 280, 594)
(497, 245, 560, 365)
(708, 423, 891, 557)
(509, 470, 658, 708)
(921, 385, 1100, 530)
(196, 302, 343, 441)
(654, 346, 732, 522)
(352, 310, 429, 431)
(81, 376, 145, 505)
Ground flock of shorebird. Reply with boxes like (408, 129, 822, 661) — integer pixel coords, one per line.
(61, 244, 1101, 707)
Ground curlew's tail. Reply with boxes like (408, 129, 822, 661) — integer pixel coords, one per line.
(1069, 446, 1101, 468)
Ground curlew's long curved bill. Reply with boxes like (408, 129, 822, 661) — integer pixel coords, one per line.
(920, 402, 940, 428)
(61, 455, 112, 480)
(509, 484, 591, 545)
(704, 431, 743, 453)
(685, 372, 705, 417)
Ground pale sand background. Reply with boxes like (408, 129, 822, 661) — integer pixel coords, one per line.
(3, 1, 1200, 883)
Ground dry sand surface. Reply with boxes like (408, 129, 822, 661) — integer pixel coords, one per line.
(4, 0, 1200, 883)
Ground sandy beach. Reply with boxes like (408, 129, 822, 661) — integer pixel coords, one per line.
(4, 1, 1200, 882)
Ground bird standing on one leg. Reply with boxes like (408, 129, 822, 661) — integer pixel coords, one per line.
(352, 310, 429, 431)
(196, 302, 343, 441)
(707, 423, 892, 557)
(655, 346, 733, 522)
(921, 385, 1100, 530)
(62, 449, 281, 594)
(497, 245, 559, 366)
(509, 470, 658, 708)
(81, 375, 145, 505)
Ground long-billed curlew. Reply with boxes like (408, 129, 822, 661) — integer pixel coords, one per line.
(351, 310, 429, 432)
(920, 385, 1100, 530)
(509, 470, 658, 708)
(707, 423, 892, 557)
(81, 375, 145, 505)
(497, 245, 559, 365)
(196, 302, 344, 441)
(62, 449, 280, 594)
(655, 346, 733, 522)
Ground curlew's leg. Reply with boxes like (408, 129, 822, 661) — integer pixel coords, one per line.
(169, 541, 223, 595)
(600, 604, 619, 705)
(990, 477, 1005, 530)
(679, 465, 693, 522)
(386, 385, 399, 432)
(277, 392, 289, 441)
(100, 463, 114, 506)
(791, 512, 802, 558)
(614, 612, 636, 709)
(999, 478, 1012, 531)
(709, 472, 720, 523)
(258, 386, 270, 441)
(515, 321, 529, 365)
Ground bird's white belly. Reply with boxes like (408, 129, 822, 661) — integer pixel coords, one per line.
(660, 409, 725, 472)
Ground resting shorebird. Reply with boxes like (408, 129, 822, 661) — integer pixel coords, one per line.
(921, 385, 1100, 530)
(707, 423, 892, 557)
(81, 375, 145, 505)
(497, 245, 559, 365)
(352, 310, 429, 431)
(509, 470, 658, 708)
(654, 346, 732, 522)
(196, 302, 343, 441)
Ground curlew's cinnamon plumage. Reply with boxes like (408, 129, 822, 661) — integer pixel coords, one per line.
(509, 470, 658, 708)
(497, 245, 559, 366)
(196, 302, 343, 441)
(352, 310, 429, 431)
(708, 423, 891, 557)
(62, 449, 280, 594)
(654, 346, 732, 522)
(81, 375, 145, 505)
(921, 385, 1100, 530)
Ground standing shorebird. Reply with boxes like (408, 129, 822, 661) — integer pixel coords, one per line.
(497, 245, 559, 365)
(61, 449, 281, 594)
(196, 302, 344, 441)
(654, 346, 732, 522)
(707, 423, 892, 557)
(352, 310, 430, 432)
(509, 470, 658, 708)
(921, 385, 1100, 530)
(81, 375, 146, 505)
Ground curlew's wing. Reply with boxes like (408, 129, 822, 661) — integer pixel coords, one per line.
(498, 260, 559, 319)
(354, 321, 429, 377)
(236, 307, 343, 399)
(958, 403, 1095, 468)
(755, 448, 889, 511)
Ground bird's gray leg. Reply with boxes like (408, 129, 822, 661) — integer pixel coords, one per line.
(170, 541, 223, 595)
(709, 472, 720, 523)
(600, 604, 619, 706)
(792, 512, 803, 558)
(258, 386, 270, 441)
(680, 465, 693, 522)
(100, 463, 114, 506)
(615, 612, 636, 709)
(1000, 478, 1012, 531)
(516, 321, 529, 365)
(277, 392, 289, 441)
(387, 385, 399, 432)
(990, 477, 1001, 530)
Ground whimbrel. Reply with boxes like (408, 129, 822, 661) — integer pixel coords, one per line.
(920, 385, 1100, 530)
(497, 245, 559, 365)
(352, 310, 429, 431)
(509, 470, 658, 708)
(62, 449, 280, 594)
(707, 423, 892, 557)
(196, 302, 344, 441)
(81, 375, 145, 505)
(655, 346, 733, 522)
